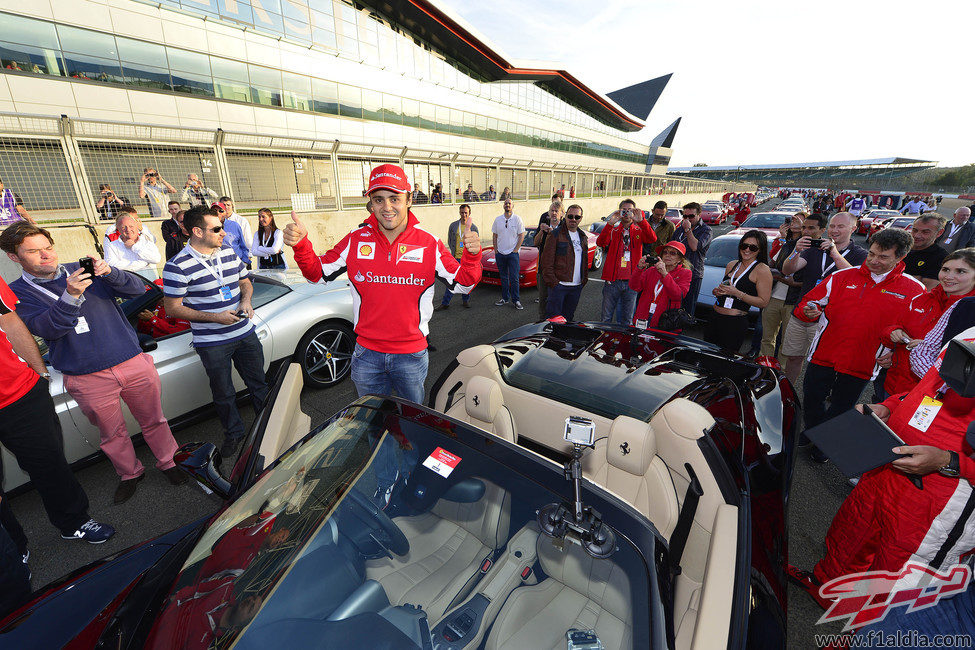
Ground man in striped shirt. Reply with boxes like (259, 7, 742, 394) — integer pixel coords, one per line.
(163, 206, 269, 458)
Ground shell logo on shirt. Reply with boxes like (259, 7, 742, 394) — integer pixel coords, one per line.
(357, 243, 374, 259)
(396, 244, 424, 264)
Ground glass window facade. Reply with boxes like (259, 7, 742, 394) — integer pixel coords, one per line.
(0, 9, 648, 165)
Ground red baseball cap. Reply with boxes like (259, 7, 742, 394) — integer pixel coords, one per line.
(366, 164, 411, 195)
(656, 241, 686, 256)
(213, 201, 228, 212)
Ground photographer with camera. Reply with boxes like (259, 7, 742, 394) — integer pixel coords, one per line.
(628, 242, 691, 330)
(3, 221, 183, 505)
(95, 184, 129, 221)
(596, 198, 656, 325)
(138, 167, 177, 219)
(669, 202, 712, 316)
(180, 173, 219, 209)
(779, 212, 866, 385)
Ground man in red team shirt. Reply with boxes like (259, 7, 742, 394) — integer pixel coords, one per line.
(284, 164, 481, 501)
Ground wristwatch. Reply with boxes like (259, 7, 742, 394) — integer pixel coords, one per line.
(39, 372, 51, 379)
(939, 450, 960, 478)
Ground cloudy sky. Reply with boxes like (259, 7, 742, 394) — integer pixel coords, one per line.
(439, 0, 972, 168)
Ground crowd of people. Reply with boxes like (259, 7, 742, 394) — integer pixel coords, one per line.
(1, 163, 974, 640)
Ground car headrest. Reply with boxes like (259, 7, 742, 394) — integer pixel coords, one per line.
(465, 376, 504, 423)
(606, 415, 656, 476)
(457, 345, 496, 368)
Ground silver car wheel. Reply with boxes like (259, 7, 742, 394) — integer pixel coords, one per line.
(298, 322, 355, 388)
(591, 247, 604, 270)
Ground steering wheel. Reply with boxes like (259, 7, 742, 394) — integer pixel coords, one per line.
(345, 488, 410, 557)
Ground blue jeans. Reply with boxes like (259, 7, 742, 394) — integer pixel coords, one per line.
(856, 580, 975, 647)
(195, 331, 270, 440)
(601, 279, 636, 325)
(495, 251, 520, 303)
(546, 283, 584, 321)
(351, 343, 427, 500)
(682, 274, 703, 316)
(350, 342, 428, 404)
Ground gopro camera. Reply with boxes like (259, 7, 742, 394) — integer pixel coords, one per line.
(566, 629, 602, 650)
(564, 416, 595, 447)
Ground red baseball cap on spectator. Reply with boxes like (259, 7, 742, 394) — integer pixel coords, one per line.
(213, 201, 228, 212)
(366, 164, 411, 195)
(656, 241, 686, 256)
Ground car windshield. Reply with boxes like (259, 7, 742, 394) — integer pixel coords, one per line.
(146, 399, 656, 649)
(892, 218, 914, 228)
(522, 228, 538, 247)
(704, 237, 743, 268)
(666, 209, 681, 217)
(741, 213, 789, 228)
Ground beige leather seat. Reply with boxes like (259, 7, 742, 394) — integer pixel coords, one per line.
(582, 415, 681, 539)
(444, 376, 516, 443)
(486, 537, 633, 650)
(365, 479, 510, 624)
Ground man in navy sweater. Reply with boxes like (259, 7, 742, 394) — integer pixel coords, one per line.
(3, 222, 185, 505)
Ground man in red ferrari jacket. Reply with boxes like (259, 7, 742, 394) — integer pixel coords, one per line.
(787, 325, 975, 609)
(284, 164, 481, 404)
(793, 228, 924, 463)
(596, 198, 656, 325)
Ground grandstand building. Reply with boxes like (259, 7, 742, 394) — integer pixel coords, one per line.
(0, 0, 731, 221)
(669, 158, 937, 189)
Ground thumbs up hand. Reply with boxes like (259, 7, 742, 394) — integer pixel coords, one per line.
(462, 220, 481, 255)
(283, 211, 308, 247)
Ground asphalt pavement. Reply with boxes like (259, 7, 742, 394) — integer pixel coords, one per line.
(7, 197, 963, 647)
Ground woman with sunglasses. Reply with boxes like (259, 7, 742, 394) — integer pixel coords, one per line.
(628, 242, 691, 330)
(706, 230, 773, 351)
(877, 248, 975, 398)
(251, 208, 287, 270)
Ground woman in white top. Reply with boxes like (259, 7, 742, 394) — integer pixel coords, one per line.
(251, 208, 287, 270)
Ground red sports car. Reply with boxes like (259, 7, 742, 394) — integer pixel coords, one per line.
(869, 215, 915, 237)
(701, 204, 726, 225)
(480, 227, 602, 287)
(858, 209, 900, 235)
(727, 212, 794, 241)
(666, 207, 683, 227)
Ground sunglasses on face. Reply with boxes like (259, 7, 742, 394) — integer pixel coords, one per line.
(206, 226, 223, 233)
(565, 215, 582, 220)
(739, 243, 760, 252)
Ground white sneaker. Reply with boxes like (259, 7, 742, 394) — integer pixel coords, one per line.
(495, 299, 507, 306)
(514, 301, 524, 310)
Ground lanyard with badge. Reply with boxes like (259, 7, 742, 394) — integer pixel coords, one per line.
(635, 278, 667, 329)
(620, 228, 631, 268)
(188, 247, 233, 301)
(945, 222, 961, 245)
(816, 247, 851, 286)
(23, 269, 90, 334)
(908, 382, 948, 433)
(722, 261, 756, 308)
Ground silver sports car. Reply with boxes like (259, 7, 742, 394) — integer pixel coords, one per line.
(1, 269, 354, 492)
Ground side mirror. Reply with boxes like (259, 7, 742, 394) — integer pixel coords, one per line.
(137, 332, 157, 353)
(174, 442, 232, 500)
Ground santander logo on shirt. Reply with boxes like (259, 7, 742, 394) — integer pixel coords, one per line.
(353, 270, 425, 286)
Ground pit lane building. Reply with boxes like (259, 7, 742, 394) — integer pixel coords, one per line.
(0, 0, 738, 222)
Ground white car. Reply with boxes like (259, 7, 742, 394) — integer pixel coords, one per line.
(2, 269, 355, 492)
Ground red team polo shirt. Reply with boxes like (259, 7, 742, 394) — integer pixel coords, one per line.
(0, 276, 40, 409)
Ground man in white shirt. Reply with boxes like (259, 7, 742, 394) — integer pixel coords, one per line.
(218, 196, 253, 268)
(900, 196, 932, 216)
(103, 214, 162, 271)
(491, 198, 526, 309)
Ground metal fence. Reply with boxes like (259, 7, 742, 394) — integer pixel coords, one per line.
(0, 111, 754, 223)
